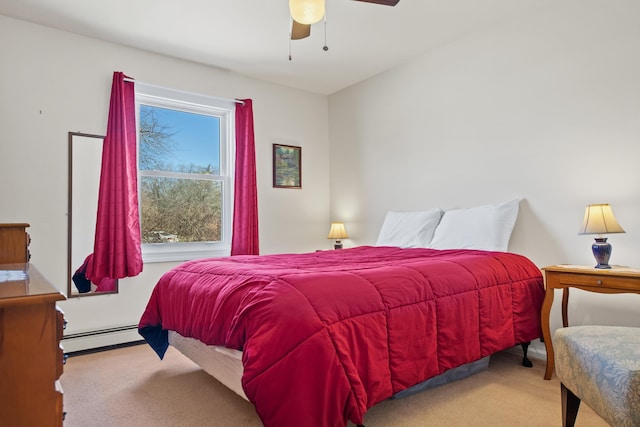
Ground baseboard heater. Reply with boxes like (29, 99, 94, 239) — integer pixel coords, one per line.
(62, 324, 142, 353)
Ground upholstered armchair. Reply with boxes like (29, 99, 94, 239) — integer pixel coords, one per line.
(554, 326, 640, 427)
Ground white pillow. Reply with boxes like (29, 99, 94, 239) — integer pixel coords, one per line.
(376, 209, 443, 248)
(429, 199, 520, 252)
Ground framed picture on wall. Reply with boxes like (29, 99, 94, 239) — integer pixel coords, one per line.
(273, 143, 302, 189)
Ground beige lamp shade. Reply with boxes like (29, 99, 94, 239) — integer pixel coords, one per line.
(289, 0, 325, 25)
(578, 204, 625, 235)
(327, 222, 349, 239)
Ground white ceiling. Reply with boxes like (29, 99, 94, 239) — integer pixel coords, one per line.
(0, 0, 547, 95)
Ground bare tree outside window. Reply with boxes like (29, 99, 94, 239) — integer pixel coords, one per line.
(138, 105, 223, 244)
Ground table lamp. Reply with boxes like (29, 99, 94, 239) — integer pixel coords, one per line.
(578, 204, 625, 269)
(327, 222, 348, 249)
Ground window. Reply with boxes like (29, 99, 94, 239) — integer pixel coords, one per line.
(135, 83, 235, 262)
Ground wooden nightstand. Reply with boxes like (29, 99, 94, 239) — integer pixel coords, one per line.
(541, 264, 640, 380)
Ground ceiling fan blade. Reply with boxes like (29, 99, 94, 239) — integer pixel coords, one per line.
(352, 0, 399, 5)
(291, 20, 311, 40)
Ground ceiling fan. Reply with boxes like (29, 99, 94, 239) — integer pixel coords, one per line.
(289, 0, 400, 41)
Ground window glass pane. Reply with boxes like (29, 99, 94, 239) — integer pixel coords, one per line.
(139, 104, 220, 174)
(140, 176, 222, 243)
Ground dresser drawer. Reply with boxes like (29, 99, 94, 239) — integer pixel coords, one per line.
(55, 380, 64, 427)
(557, 272, 640, 292)
(56, 307, 66, 341)
(26, 232, 31, 262)
(56, 345, 65, 379)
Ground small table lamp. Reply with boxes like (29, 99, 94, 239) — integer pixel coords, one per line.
(578, 204, 625, 269)
(327, 222, 348, 249)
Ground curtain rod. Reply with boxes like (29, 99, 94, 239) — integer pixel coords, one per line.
(123, 77, 245, 105)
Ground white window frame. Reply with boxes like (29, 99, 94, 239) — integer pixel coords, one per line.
(135, 83, 235, 263)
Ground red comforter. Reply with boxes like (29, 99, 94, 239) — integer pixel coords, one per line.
(139, 246, 544, 427)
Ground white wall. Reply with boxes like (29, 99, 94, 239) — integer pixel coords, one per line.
(329, 0, 640, 340)
(0, 15, 330, 348)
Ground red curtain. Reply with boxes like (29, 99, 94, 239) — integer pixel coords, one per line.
(86, 72, 143, 282)
(231, 99, 259, 255)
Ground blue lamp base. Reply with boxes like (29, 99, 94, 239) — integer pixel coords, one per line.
(592, 237, 612, 269)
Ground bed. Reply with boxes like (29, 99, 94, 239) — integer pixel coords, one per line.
(139, 244, 544, 427)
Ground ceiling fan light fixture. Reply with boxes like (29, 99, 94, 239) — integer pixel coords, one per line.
(289, 0, 325, 25)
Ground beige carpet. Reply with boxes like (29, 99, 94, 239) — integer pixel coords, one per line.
(61, 343, 608, 427)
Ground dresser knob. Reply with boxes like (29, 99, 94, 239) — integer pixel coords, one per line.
(596, 280, 602, 285)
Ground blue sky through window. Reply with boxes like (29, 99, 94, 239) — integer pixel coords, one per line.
(144, 105, 220, 172)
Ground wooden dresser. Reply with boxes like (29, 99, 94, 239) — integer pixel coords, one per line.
(0, 223, 66, 426)
(0, 223, 31, 263)
(0, 264, 66, 426)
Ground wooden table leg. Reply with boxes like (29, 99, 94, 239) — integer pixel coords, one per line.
(562, 287, 569, 328)
(541, 284, 555, 380)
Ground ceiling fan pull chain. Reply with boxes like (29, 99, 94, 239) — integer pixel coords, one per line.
(289, 16, 293, 60)
(322, 5, 329, 52)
